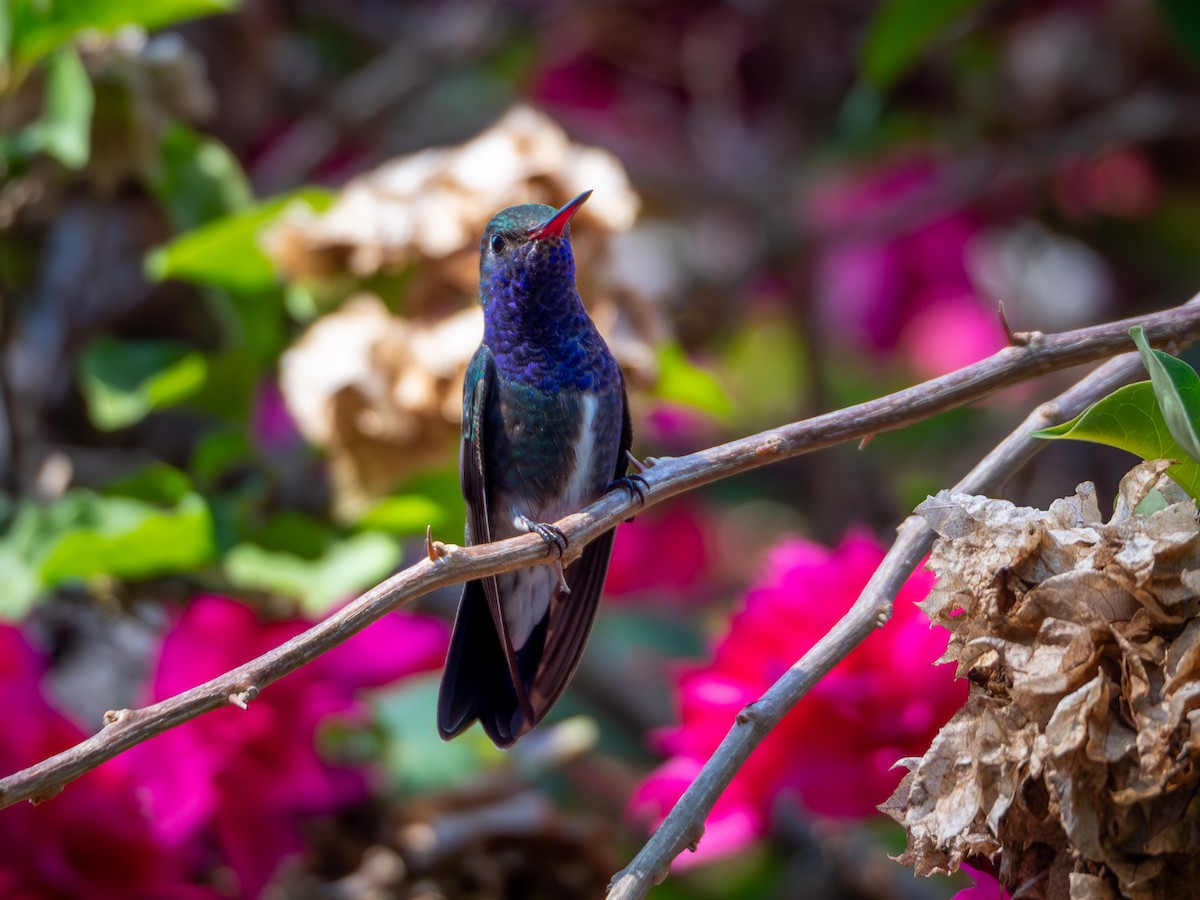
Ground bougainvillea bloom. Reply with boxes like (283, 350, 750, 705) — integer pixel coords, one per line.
(0, 627, 211, 899)
(1052, 148, 1159, 222)
(807, 159, 1006, 378)
(128, 596, 448, 897)
(605, 499, 714, 602)
(952, 865, 1011, 900)
(631, 532, 966, 863)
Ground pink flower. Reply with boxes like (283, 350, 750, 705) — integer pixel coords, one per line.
(807, 159, 1006, 377)
(953, 864, 1011, 899)
(605, 500, 714, 602)
(642, 403, 718, 454)
(631, 532, 966, 864)
(252, 379, 302, 452)
(129, 596, 448, 897)
(0, 627, 209, 900)
(1053, 149, 1159, 222)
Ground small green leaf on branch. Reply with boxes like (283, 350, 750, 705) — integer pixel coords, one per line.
(1032, 381, 1200, 500)
(1128, 325, 1200, 463)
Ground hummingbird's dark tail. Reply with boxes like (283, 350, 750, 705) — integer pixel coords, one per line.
(437, 578, 527, 747)
(437, 528, 617, 748)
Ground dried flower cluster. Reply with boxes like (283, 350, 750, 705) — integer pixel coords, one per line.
(279, 296, 482, 509)
(271, 107, 664, 514)
(885, 461, 1200, 899)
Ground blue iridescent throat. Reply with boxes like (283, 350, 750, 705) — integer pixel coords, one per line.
(480, 231, 614, 393)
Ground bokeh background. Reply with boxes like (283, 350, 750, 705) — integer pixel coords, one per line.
(3, 0, 1200, 897)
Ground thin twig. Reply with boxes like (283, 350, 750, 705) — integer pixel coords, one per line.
(605, 347, 1154, 898)
(0, 299, 1197, 810)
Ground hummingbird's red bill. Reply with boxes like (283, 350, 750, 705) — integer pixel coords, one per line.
(526, 190, 592, 240)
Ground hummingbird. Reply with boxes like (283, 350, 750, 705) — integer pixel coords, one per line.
(437, 190, 643, 748)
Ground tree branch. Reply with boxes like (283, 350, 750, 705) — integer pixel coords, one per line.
(605, 342, 1163, 898)
(2, 298, 1197, 811)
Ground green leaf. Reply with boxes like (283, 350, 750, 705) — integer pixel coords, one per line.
(9, 0, 238, 71)
(1129, 325, 1200, 463)
(1134, 489, 1171, 517)
(372, 676, 498, 791)
(37, 46, 93, 168)
(79, 336, 208, 430)
(654, 342, 732, 418)
(1032, 381, 1200, 500)
(861, 0, 986, 88)
(358, 493, 454, 537)
(190, 429, 254, 485)
(0, 2, 13, 72)
(0, 502, 54, 619)
(720, 315, 810, 427)
(145, 187, 333, 294)
(150, 122, 252, 230)
(106, 462, 194, 505)
(39, 491, 216, 584)
(1158, 0, 1200, 62)
(224, 530, 400, 614)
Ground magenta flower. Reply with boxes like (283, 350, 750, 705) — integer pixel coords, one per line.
(252, 378, 302, 452)
(807, 159, 1006, 378)
(605, 499, 714, 603)
(129, 596, 448, 897)
(953, 864, 1011, 900)
(0, 627, 209, 899)
(1052, 148, 1160, 221)
(631, 532, 966, 864)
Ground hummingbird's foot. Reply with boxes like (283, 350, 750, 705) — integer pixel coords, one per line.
(519, 516, 569, 558)
(608, 473, 649, 507)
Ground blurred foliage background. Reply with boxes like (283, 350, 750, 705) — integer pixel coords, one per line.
(2, 0, 1200, 897)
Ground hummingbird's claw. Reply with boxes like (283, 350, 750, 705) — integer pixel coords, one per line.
(609, 473, 649, 507)
(520, 517, 569, 558)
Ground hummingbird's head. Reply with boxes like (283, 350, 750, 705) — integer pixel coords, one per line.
(478, 190, 591, 307)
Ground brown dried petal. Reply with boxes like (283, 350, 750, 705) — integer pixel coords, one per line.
(889, 463, 1200, 898)
(266, 105, 639, 282)
(279, 296, 480, 517)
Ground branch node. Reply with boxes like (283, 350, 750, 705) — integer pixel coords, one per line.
(736, 702, 766, 732)
(875, 603, 893, 628)
(1036, 401, 1061, 425)
(756, 436, 784, 457)
(103, 708, 132, 727)
(858, 433, 875, 451)
(29, 785, 65, 805)
(229, 686, 259, 710)
(1010, 328, 1044, 348)
(425, 526, 449, 562)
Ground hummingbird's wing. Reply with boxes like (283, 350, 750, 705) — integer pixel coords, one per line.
(439, 345, 538, 742)
(459, 347, 496, 552)
(520, 376, 634, 734)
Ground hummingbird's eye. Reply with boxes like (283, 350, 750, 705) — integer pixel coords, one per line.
(490, 234, 506, 255)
